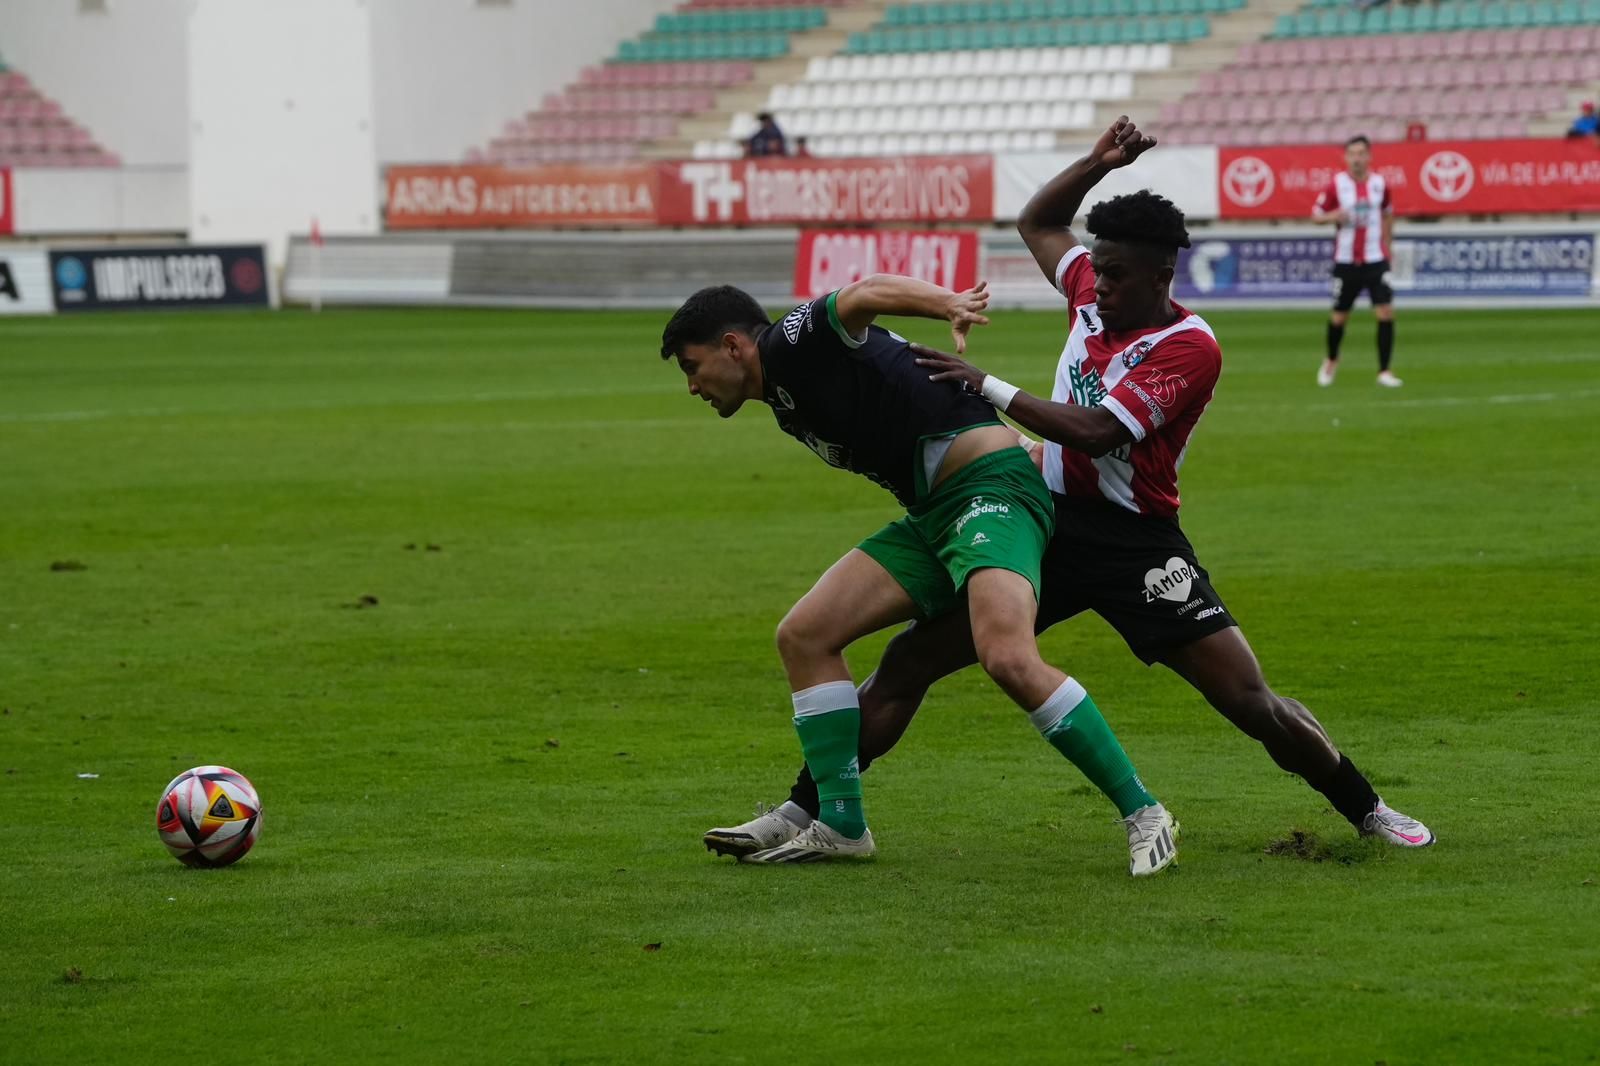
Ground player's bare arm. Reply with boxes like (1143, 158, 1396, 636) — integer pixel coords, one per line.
(913, 343, 1133, 459)
(1016, 115, 1157, 283)
(834, 274, 991, 354)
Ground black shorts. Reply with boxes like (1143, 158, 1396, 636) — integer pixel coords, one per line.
(1332, 260, 1394, 311)
(1036, 494, 1235, 665)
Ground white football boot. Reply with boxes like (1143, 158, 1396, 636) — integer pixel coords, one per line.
(739, 820, 876, 863)
(1376, 370, 1404, 388)
(704, 803, 808, 858)
(1123, 803, 1179, 877)
(1362, 802, 1434, 847)
(1317, 359, 1338, 387)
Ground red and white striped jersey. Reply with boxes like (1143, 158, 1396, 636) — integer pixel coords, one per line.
(1314, 171, 1392, 264)
(1042, 246, 1221, 519)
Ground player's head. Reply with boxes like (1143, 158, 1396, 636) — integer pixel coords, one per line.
(660, 285, 771, 418)
(1345, 135, 1372, 178)
(1085, 189, 1190, 332)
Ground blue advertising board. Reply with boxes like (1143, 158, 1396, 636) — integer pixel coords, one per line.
(48, 245, 269, 312)
(1174, 232, 1594, 302)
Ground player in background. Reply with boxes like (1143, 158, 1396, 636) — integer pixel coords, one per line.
(1313, 135, 1403, 388)
(662, 273, 1178, 873)
(724, 118, 1433, 858)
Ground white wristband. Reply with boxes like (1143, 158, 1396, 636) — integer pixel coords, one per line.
(980, 375, 1020, 412)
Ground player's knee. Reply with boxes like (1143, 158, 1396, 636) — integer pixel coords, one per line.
(974, 638, 1039, 696)
(1217, 679, 1279, 739)
(774, 609, 832, 666)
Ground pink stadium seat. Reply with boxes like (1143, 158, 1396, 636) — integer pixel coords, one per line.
(1416, 35, 1444, 60)
(1490, 32, 1521, 57)
(1468, 32, 1496, 59)
(1286, 67, 1311, 92)
(1443, 32, 1471, 60)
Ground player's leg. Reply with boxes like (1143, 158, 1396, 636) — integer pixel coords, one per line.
(760, 548, 917, 856)
(1158, 626, 1433, 846)
(777, 609, 979, 828)
(949, 451, 1175, 874)
(1320, 268, 1358, 386)
(1372, 266, 1401, 386)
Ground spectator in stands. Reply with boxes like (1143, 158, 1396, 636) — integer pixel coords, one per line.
(792, 136, 811, 158)
(747, 112, 787, 158)
(1566, 102, 1598, 140)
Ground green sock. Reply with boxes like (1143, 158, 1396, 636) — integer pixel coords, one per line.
(1031, 678, 1157, 818)
(792, 680, 865, 838)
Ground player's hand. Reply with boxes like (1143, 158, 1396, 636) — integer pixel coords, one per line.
(912, 343, 987, 394)
(1092, 116, 1157, 169)
(945, 280, 991, 355)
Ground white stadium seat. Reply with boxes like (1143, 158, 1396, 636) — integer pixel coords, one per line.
(888, 54, 912, 79)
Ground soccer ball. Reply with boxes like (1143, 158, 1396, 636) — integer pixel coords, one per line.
(156, 765, 262, 868)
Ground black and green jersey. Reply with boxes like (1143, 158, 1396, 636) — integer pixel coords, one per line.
(756, 291, 1002, 507)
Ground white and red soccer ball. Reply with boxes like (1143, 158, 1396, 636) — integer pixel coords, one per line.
(156, 765, 262, 868)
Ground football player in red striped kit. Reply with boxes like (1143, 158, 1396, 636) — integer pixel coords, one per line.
(1313, 135, 1403, 388)
(709, 117, 1434, 861)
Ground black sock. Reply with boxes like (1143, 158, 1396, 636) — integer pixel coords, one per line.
(1326, 321, 1345, 361)
(1314, 754, 1381, 829)
(788, 753, 874, 819)
(1377, 320, 1395, 372)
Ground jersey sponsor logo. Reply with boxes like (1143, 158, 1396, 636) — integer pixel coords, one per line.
(1222, 156, 1276, 208)
(955, 495, 1010, 536)
(1067, 362, 1106, 407)
(1078, 306, 1100, 334)
(1142, 556, 1196, 604)
(1194, 606, 1227, 621)
(1419, 151, 1475, 204)
(1124, 380, 1166, 428)
(775, 385, 796, 410)
(781, 302, 811, 344)
(971, 531, 989, 545)
(1121, 340, 1153, 370)
(800, 431, 846, 468)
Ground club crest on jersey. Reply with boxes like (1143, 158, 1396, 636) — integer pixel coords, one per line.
(1122, 340, 1154, 370)
(781, 303, 812, 344)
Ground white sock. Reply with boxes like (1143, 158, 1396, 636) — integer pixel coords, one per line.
(1027, 677, 1088, 737)
(777, 800, 813, 828)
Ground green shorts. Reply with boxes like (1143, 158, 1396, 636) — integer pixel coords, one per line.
(858, 447, 1056, 620)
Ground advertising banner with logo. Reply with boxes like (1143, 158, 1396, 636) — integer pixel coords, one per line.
(793, 229, 980, 300)
(1218, 140, 1600, 220)
(49, 245, 270, 312)
(1175, 231, 1594, 301)
(0, 167, 12, 236)
(384, 164, 659, 229)
(659, 156, 994, 226)
(0, 245, 53, 314)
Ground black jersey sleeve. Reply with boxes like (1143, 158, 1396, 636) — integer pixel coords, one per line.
(764, 292, 868, 364)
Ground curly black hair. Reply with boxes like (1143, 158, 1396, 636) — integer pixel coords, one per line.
(660, 285, 770, 360)
(1085, 190, 1192, 258)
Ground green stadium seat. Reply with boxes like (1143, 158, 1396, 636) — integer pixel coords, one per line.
(1457, 4, 1484, 28)
(926, 25, 951, 49)
(1582, 0, 1600, 20)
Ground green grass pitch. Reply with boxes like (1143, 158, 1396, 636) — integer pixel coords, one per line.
(2, 305, 1597, 1064)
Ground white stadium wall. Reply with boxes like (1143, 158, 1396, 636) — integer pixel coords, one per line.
(188, 0, 379, 271)
(371, 0, 682, 165)
(0, 0, 188, 167)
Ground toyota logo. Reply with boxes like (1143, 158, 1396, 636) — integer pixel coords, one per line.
(1419, 151, 1475, 203)
(1222, 156, 1276, 208)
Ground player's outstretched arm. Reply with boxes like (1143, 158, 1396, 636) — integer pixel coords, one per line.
(1017, 115, 1156, 284)
(834, 274, 991, 354)
(911, 344, 1132, 458)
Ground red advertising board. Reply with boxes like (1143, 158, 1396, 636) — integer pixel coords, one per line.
(794, 229, 980, 300)
(384, 163, 658, 228)
(657, 156, 994, 226)
(1219, 139, 1600, 220)
(0, 167, 13, 236)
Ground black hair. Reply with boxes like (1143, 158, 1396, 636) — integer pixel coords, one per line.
(1346, 134, 1372, 149)
(660, 285, 770, 360)
(1085, 190, 1191, 260)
